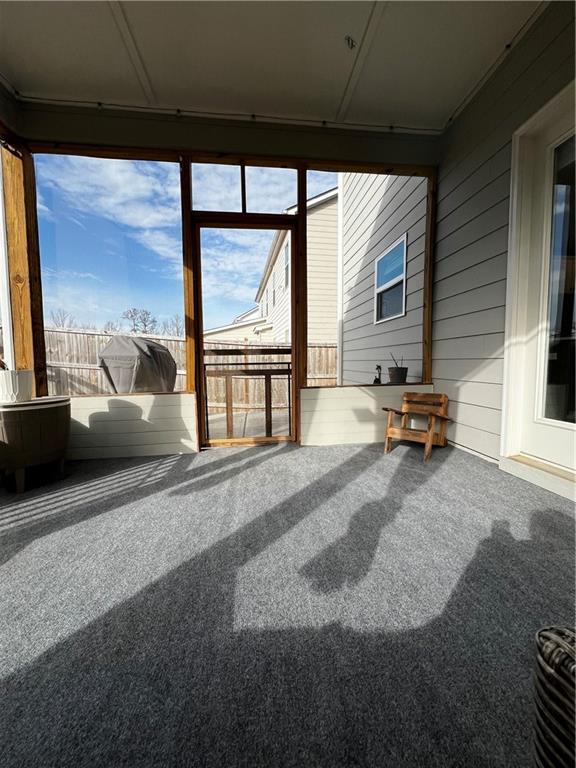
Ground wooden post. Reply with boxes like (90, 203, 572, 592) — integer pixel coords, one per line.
(1, 145, 47, 396)
(225, 373, 234, 438)
(192, 222, 207, 445)
(243, 345, 249, 405)
(422, 170, 438, 385)
(182, 158, 209, 445)
(180, 157, 195, 393)
(264, 373, 272, 437)
(292, 166, 307, 441)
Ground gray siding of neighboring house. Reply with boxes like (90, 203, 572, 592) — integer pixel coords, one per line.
(341, 172, 428, 385)
(432, 1, 575, 460)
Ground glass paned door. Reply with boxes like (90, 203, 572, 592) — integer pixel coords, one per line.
(543, 136, 575, 424)
(518, 95, 575, 470)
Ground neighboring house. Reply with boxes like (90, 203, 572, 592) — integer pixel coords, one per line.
(339, 173, 428, 385)
(203, 306, 274, 344)
(255, 188, 338, 344)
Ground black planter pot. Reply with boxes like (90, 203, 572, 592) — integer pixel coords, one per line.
(388, 366, 408, 384)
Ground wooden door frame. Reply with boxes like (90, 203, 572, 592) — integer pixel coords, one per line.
(188, 213, 300, 447)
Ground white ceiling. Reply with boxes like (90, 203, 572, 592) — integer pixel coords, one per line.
(0, 1, 542, 132)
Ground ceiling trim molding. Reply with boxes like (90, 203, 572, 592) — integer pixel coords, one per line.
(8, 100, 439, 171)
(107, 1, 156, 106)
(443, 1, 550, 129)
(2, 90, 442, 136)
(335, 1, 388, 124)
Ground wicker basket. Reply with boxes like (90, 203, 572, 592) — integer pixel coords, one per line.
(533, 626, 575, 768)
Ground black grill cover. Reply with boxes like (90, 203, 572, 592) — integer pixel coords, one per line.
(99, 336, 177, 394)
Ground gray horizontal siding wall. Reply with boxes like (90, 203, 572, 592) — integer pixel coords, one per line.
(341, 172, 427, 385)
(432, 1, 575, 460)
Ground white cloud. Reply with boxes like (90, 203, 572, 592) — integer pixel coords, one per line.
(200, 228, 275, 307)
(43, 266, 103, 283)
(36, 155, 182, 282)
(69, 216, 87, 230)
(36, 156, 338, 325)
(36, 188, 54, 221)
(43, 280, 122, 324)
(132, 229, 183, 277)
(192, 163, 243, 212)
(307, 170, 338, 199)
(37, 155, 181, 230)
(201, 277, 258, 304)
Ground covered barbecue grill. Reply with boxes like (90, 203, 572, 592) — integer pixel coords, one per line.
(99, 336, 177, 394)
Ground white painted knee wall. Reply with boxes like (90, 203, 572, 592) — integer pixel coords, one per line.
(300, 384, 434, 446)
(68, 393, 198, 459)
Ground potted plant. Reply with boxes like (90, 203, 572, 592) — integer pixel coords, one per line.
(0, 359, 34, 403)
(388, 354, 408, 385)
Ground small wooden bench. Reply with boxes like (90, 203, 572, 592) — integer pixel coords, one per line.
(382, 392, 451, 462)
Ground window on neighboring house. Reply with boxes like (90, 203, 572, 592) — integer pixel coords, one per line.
(374, 235, 407, 323)
(272, 272, 276, 307)
(284, 242, 289, 289)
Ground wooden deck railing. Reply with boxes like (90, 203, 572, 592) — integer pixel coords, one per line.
(203, 347, 292, 439)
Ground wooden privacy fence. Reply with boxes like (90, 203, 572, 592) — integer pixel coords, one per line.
(44, 329, 337, 402)
(44, 329, 187, 395)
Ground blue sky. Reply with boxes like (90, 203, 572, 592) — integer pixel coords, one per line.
(36, 155, 336, 332)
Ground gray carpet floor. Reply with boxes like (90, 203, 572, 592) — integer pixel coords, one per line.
(0, 442, 573, 768)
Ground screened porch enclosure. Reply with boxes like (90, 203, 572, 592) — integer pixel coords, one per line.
(0, 2, 574, 768)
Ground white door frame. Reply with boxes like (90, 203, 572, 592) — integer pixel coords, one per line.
(501, 83, 575, 492)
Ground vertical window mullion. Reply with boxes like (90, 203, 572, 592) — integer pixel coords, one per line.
(240, 164, 247, 213)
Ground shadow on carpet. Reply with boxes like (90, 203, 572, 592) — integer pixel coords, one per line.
(0, 444, 573, 768)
